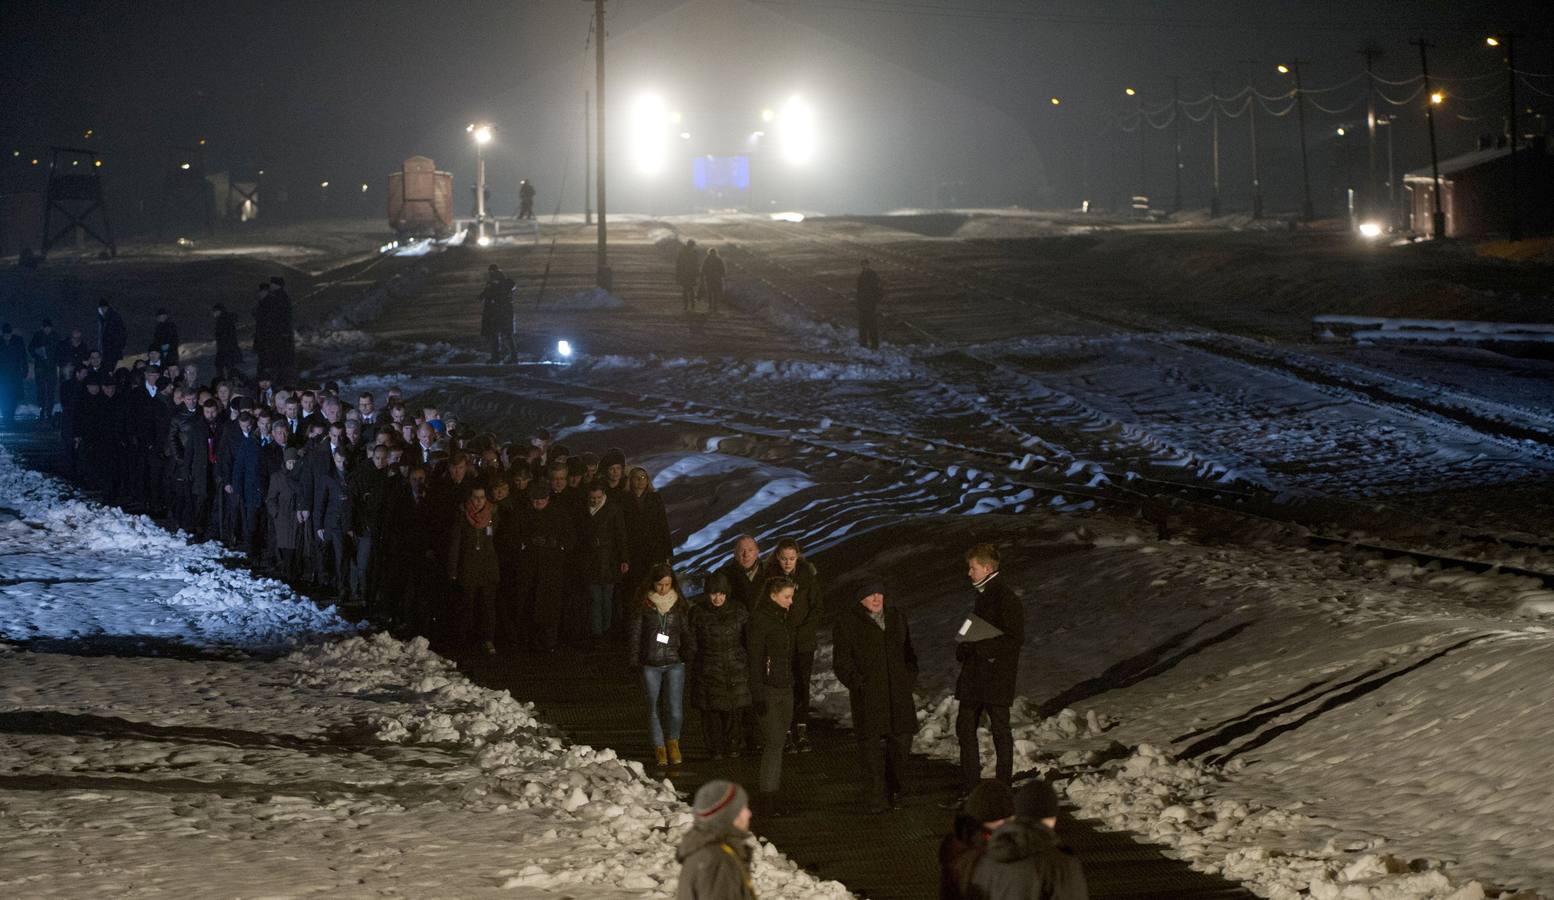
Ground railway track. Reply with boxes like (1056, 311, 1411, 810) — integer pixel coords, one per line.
(395, 364, 1554, 589)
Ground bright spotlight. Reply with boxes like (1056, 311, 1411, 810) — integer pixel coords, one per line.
(680, 131, 691, 140)
(630, 92, 671, 176)
(1336, 127, 1346, 136)
(556, 339, 574, 358)
(320, 180, 330, 188)
(761, 108, 775, 123)
(473, 125, 493, 145)
(1277, 64, 1290, 74)
(476, 234, 492, 247)
(1486, 36, 1500, 47)
(1358, 221, 1383, 239)
(1125, 87, 1137, 96)
(1430, 91, 1444, 105)
(777, 95, 817, 165)
(179, 162, 191, 170)
(1049, 96, 1061, 106)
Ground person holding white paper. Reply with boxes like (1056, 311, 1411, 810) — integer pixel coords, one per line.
(951, 543, 1025, 805)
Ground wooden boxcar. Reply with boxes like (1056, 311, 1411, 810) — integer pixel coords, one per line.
(387, 155, 453, 238)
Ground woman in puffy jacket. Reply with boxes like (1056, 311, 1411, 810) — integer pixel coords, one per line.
(687, 572, 752, 759)
(628, 563, 693, 767)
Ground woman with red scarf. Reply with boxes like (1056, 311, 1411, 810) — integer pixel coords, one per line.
(448, 481, 502, 654)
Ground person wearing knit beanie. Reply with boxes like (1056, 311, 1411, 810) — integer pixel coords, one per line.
(677, 780, 756, 899)
(939, 779, 1013, 900)
(1014, 777, 1060, 825)
(964, 778, 1015, 826)
(971, 777, 1088, 900)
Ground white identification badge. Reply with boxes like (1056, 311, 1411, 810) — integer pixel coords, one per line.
(656, 632, 670, 644)
(485, 526, 493, 536)
(958, 619, 972, 636)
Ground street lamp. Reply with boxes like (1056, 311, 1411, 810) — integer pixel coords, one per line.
(467, 123, 494, 242)
(1278, 62, 1316, 221)
(1487, 34, 1522, 240)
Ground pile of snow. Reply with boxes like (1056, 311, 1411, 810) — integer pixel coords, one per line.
(0, 444, 354, 650)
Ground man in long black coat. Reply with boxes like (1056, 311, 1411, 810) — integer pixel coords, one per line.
(213, 303, 243, 379)
(150, 308, 180, 368)
(96, 300, 128, 371)
(856, 259, 883, 350)
(953, 543, 1024, 801)
(0, 324, 26, 425)
(28, 319, 60, 422)
(834, 580, 918, 814)
(518, 481, 575, 652)
(127, 367, 174, 515)
(578, 480, 629, 641)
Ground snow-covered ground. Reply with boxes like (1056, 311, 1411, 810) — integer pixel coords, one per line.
(0, 446, 849, 899)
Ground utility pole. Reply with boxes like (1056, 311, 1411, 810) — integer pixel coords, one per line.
(1292, 60, 1315, 222)
(593, 0, 610, 288)
(1499, 33, 1523, 241)
(1240, 59, 1263, 218)
(1137, 96, 1147, 207)
(1209, 70, 1222, 218)
(1171, 75, 1183, 212)
(1361, 42, 1381, 224)
(583, 89, 593, 225)
(1413, 39, 1445, 238)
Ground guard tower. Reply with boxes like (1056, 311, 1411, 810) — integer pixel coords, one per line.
(40, 146, 115, 258)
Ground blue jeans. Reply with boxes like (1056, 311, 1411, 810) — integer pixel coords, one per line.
(642, 663, 685, 747)
(588, 583, 613, 637)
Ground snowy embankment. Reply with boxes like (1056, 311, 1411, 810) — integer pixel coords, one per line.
(0, 447, 848, 898)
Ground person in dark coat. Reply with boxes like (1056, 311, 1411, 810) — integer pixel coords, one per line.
(676, 780, 756, 900)
(479, 265, 516, 363)
(126, 367, 174, 515)
(447, 481, 501, 653)
(675, 239, 701, 312)
(264, 446, 304, 577)
(687, 573, 752, 759)
(715, 535, 764, 610)
(518, 479, 574, 652)
(220, 411, 264, 550)
(699, 248, 726, 313)
(856, 258, 883, 350)
(746, 575, 797, 815)
(954, 543, 1025, 800)
(0, 324, 26, 425)
(311, 446, 352, 592)
(940, 779, 1014, 900)
(834, 579, 919, 813)
(580, 479, 630, 640)
(970, 778, 1088, 900)
(346, 445, 391, 606)
(96, 300, 128, 371)
(59, 327, 91, 370)
(150, 308, 180, 368)
(28, 319, 60, 423)
(628, 564, 693, 767)
(517, 179, 536, 220)
(176, 397, 220, 537)
(213, 303, 243, 379)
(763, 539, 822, 752)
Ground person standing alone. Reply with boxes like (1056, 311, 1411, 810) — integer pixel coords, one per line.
(856, 258, 883, 349)
(952, 544, 1024, 806)
(834, 579, 918, 813)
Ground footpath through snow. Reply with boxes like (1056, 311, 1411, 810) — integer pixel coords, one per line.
(0, 445, 849, 899)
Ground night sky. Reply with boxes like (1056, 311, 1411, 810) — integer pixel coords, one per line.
(2, 0, 1546, 222)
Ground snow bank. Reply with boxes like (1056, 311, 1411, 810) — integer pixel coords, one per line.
(0, 444, 354, 650)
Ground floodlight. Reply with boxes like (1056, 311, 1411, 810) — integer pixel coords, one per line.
(557, 339, 574, 358)
(630, 93, 671, 176)
(777, 95, 817, 165)
(1358, 222, 1383, 239)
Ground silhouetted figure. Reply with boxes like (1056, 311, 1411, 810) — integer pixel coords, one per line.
(676, 240, 701, 313)
(150, 308, 181, 368)
(96, 300, 128, 371)
(856, 259, 882, 350)
(213, 303, 243, 379)
(518, 179, 536, 220)
(701, 248, 726, 314)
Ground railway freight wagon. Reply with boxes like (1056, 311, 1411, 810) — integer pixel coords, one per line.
(387, 155, 454, 239)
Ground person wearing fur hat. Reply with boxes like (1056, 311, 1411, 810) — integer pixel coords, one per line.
(687, 572, 752, 759)
(939, 779, 1013, 900)
(970, 778, 1087, 900)
(676, 779, 755, 900)
(833, 578, 918, 813)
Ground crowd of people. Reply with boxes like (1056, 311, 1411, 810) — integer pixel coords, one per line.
(4, 278, 1082, 900)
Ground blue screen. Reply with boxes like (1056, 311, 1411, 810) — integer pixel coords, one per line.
(693, 155, 750, 192)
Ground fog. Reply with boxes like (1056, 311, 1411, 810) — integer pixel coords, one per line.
(0, 0, 1544, 233)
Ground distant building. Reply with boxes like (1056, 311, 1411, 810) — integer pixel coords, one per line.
(1404, 136, 1554, 238)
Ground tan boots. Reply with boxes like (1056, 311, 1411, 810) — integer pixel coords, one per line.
(655, 745, 668, 766)
(666, 739, 682, 766)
